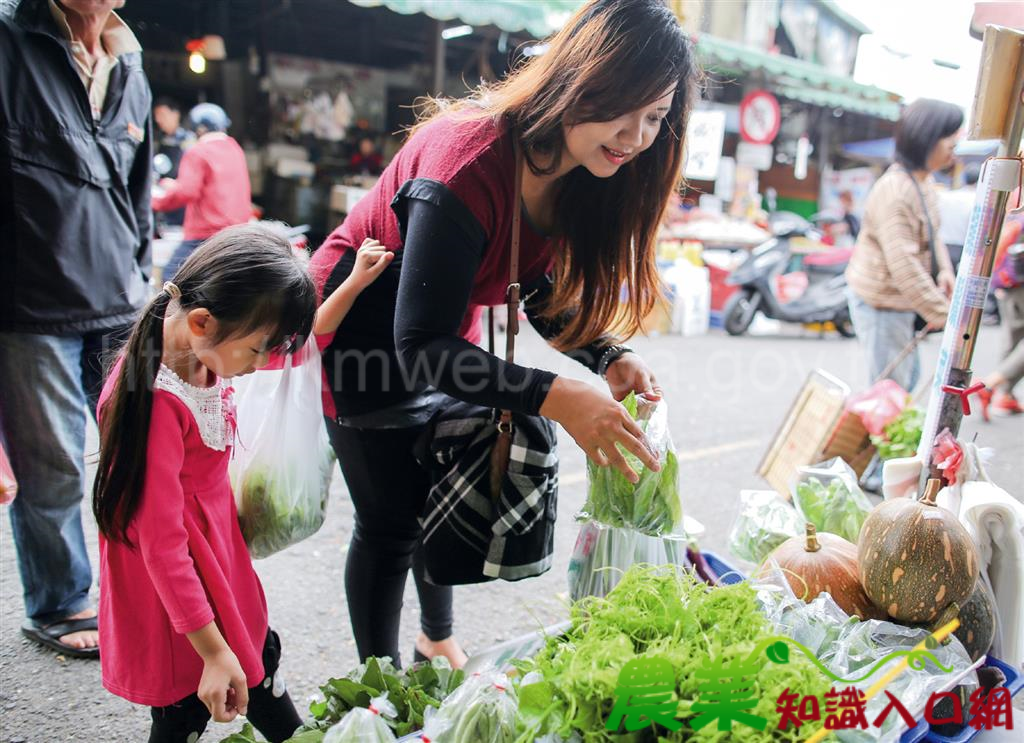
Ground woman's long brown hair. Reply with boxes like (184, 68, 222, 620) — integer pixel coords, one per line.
(415, 0, 699, 350)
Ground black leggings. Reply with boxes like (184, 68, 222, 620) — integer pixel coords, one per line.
(148, 630, 302, 743)
(327, 420, 453, 666)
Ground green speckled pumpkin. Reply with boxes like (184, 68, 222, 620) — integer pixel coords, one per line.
(954, 581, 996, 661)
(857, 479, 979, 623)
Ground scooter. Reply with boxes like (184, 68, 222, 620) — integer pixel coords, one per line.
(722, 214, 855, 337)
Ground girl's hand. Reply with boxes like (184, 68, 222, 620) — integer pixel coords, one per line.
(604, 352, 662, 402)
(197, 649, 249, 722)
(349, 238, 394, 291)
(539, 377, 660, 483)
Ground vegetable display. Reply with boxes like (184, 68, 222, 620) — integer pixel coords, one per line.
(581, 392, 683, 536)
(762, 523, 885, 621)
(282, 656, 465, 741)
(858, 479, 979, 623)
(869, 406, 924, 461)
(514, 565, 832, 742)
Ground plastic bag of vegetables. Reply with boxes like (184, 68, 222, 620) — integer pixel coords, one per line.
(728, 489, 803, 564)
(792, 458, 872, 543)
(580, 392, 683, 537)
(418, 671, 517, 743)
(323, 693, 398, 743)
(229, 338, 334, 558)
(567, 520, 692, 601)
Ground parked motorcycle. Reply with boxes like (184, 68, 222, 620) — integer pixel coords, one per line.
(722, 214, 855, 337)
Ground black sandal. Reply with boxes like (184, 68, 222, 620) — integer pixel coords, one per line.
(21, 615, 100, 659)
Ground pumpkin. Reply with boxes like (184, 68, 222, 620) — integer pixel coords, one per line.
(953, 581, 996, 661)
(763, 523, 886, 620)
(858, 479, 979, 623)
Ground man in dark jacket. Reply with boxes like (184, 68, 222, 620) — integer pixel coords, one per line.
(0, 0, 152, 659)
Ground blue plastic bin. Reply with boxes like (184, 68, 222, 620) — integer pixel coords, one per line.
(923, 655, 1023, 742)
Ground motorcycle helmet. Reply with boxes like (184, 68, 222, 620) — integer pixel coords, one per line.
(188, 103, 231, 134)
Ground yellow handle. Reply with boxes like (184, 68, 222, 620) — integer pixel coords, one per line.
(804, 619, 960, 743)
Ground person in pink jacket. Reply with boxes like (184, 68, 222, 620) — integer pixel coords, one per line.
(92, 225, 315, 742)
(152, 103, 253, 280)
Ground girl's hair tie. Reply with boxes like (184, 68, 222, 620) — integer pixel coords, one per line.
(162, 281, 182, 299)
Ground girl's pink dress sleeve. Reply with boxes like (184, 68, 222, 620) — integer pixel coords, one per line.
(134, 393, 215, 634)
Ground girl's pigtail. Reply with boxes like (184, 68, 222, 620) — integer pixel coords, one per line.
(92, 290, 172, 545)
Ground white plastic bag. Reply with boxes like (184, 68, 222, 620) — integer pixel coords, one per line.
(323, 693, 398, 743)
(230, 339, 334, 558)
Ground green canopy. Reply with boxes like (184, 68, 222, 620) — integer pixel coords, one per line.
(348, 1, 899, 121)
(348, 0, 581, 38)
(695, 33, 901, 121)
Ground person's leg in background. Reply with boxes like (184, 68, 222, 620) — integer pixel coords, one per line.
(0, 332, 96, 656)
(980, 285, 1024, 417)
(162, 238, 204, 283)
(847, 291, 920, 392)
(326, 420, 462, 668)
(82, 325, 133, 419)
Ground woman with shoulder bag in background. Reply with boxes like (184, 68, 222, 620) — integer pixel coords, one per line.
(846, 98, 962, 392)
(309, 0, 698, 669)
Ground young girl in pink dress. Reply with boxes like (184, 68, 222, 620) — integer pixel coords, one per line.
(91, 224, 391, 742)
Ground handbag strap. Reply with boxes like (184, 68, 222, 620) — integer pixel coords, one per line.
(904, 167, 939, 280)
(505, 141, 524, 363)
(494, 139, 525, 437)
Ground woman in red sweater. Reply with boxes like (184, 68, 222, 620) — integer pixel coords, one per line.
(153, 103, 253, 280)
(310, 0, 698, 668)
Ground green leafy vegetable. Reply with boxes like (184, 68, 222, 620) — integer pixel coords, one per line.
(513, 565, 832, 742)
(728, 490, 803, 564)
(870, 407, 924, 461)
(281, 656, 466, 742)
(422, 673, 518, 743)
(793, 476, 871, 544)
(582, 392, 683, 536)
(236, 447, 335, 559)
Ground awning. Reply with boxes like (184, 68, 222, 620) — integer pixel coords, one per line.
(349, 1, 900, 122)
(347, 0, 581, 37)
(841, 138, 895, 161)
(695, 33, 902, 121)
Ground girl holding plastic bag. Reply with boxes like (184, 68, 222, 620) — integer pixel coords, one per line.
(231, 238, 393, 558)
(92, 226, 316, 742)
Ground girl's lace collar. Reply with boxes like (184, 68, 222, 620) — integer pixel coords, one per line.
(155, 365, 235, 451)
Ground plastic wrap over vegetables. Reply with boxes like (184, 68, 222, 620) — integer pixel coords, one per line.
(323, 693, 398, 743)
(754, 570, 979, 743)
(567, 520, 694, 601)
(792, 458, 872, 543)
(580, 392, 683, 537)
(230, 339, 334, 558)
(728, 489, 803, 563)
(417, 671, 518, 743)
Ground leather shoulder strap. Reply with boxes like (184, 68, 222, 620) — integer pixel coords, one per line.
(504, 141, 524, 364)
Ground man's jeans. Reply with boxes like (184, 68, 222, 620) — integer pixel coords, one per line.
(0, 327, 128, 623)
(847, 290, 921, 393)
(163, 238, 204, 283)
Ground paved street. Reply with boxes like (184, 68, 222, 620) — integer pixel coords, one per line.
(1, 322, 1021, 741)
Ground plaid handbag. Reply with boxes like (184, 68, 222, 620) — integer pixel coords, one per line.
(415, 397, 558, 584)
(414, 141, 559, 585)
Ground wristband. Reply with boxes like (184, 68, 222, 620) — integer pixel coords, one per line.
(596, 344, 634, 379)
